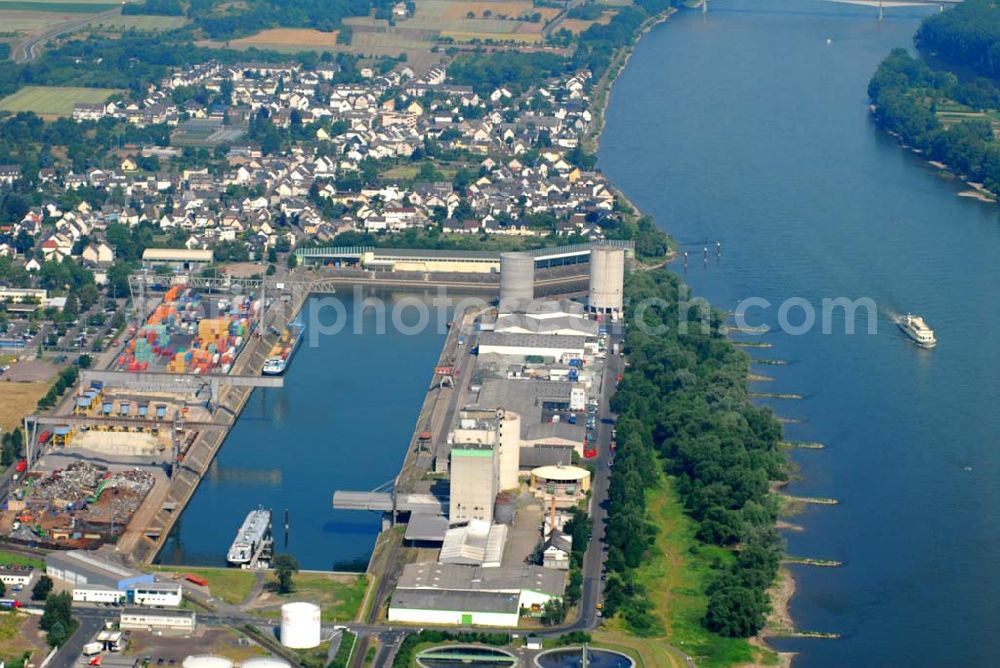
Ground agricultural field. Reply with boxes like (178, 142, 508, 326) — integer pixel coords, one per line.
(421, 0, 559, 21)
(230, 27, 341, 50)
(0, 0, 119, 38)
(560, 10, 617, 34)
(0, 85, 121, 117)
(0, 1, 117, 12)
(933, 101, 1000, 133)
(0, 10, 81, 33)
(341, 0, 556, 49)
(86, 14, 188, 31)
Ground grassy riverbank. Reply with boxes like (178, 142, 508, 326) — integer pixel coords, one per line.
(599, 269, 789, 665)
(600, 478, 777, 667)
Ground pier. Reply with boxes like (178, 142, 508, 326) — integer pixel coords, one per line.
(332, 490, 449, 515)
(113, 277, 311, 563)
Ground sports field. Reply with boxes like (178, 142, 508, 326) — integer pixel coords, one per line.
(0, 85, 121, 117)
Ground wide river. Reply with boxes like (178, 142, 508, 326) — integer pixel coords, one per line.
(599, 0, 1000, 666)
(158, 289, 450, 571)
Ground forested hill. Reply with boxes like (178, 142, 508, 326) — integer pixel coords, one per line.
(915, 0, 1000, 80)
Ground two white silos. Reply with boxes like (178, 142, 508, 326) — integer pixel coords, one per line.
(183, 658, 290, 668)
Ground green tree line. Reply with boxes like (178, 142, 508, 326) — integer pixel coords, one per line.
(603, 269, 787, 638)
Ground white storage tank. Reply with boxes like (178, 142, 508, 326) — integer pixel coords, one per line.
(589, 246, 625, 316)
(241, 658, 291, 668)
(183, 657, 233, 668)
(280, 602, 321, 649)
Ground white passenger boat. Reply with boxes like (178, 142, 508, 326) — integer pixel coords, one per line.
(898, 314, 936, 348)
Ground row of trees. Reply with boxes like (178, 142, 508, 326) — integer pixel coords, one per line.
(37, 364, 80, 410)
(448, 52, 571, 96)
(33, 577, 76, 647)
(868, 48, 1000, 194)
(572, 0, 675, 80)
(604, 270, 787, 638)
(1, 428, 24, 467)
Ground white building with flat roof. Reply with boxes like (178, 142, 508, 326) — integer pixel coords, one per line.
(477, 332, 585, 362)
(73, 586, 127, 604)
(141, 248, 213, 272)
(131, 582, 183, 607)
(120, 607, 196, 633)
(388, 590, 520, 627)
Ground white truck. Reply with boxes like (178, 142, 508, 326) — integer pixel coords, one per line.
(82, 642, 102, 656)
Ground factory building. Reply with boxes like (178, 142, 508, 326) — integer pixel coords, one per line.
(499, 252, 535, 307)
(519, 444, 575, 469)
(450, 408, 521, 491)
(396, 561, 565, 614)
(493, 313, 598, 338)
(141, 248, 214, 273)
(120, 607, 196, 633)
(297, 241, 633, 274)
(588, 246, 625, 317)
(388, 590, 521, 627)
(477, 332, 586, 363)
(46, 551, 154, 590)
(363, 248, 499, 273)
(449, 445, 498, 525)
(440, 520, 508, 567)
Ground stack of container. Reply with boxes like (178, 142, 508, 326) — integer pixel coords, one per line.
(116, 286, 260, 375)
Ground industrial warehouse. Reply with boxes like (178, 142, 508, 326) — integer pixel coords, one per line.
(334, 243, 627, 627)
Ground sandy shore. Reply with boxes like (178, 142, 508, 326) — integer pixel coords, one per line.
(742, 567, 797, 668)
(958, 189, 997, 202)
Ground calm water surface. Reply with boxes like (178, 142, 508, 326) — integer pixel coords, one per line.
(600, 1, 1000, 665)
(158, 290, 449, 571)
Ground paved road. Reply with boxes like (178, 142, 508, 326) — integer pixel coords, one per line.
(566, 333, 620, 633)
(12, 8, 121, 63)
(49, 615, 105, 668)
